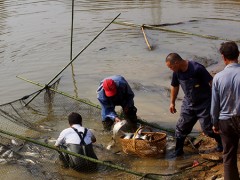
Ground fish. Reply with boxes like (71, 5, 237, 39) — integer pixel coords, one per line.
(21, 152, 40, 158)
(106, 120, 127, 150)
(0, 158, 7, 164)
(106, 138, 115, 150)
(17, 159, 36, 165)
(11, 139, 19, 146)
(134, 134, 148, 140)
(39, 125, 54, 131)
(123, 133, 134, 139)
(112, 120, 127, 138)
(1, 150, 12, 158)
(0, 146, 4, 153)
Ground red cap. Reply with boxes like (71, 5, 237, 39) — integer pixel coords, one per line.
(103, 79, 117, 97)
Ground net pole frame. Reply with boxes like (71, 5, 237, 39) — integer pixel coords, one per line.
(25, 13, 121, 107)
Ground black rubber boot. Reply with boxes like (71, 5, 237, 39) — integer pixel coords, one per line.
(172, 137, 186, 157)
(213, 134, 223, 152)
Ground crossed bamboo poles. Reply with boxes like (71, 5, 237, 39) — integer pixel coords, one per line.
(24, 13, 121, 106)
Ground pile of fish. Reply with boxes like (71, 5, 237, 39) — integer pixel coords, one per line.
(0, 138, 61, 179)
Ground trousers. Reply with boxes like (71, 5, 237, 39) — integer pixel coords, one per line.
(219, 117, 240, 180)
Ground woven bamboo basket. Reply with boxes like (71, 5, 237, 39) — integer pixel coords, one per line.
(120, 126, 167, 157)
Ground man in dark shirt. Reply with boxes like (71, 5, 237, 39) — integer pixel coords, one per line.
(165, 53, 222, 157)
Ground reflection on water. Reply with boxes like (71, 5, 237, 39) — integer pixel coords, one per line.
(0, 0, 240, 179)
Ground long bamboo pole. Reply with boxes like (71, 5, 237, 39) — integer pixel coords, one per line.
(17, 75, 101, 109)
(70, 0, 74, 61)
(203, 17, 240, 22)
(114, 21, 240, 42)
(16, 75, 176, 134)
(25, 13, 121, 107)
(0, 129, 162, 180)
(69, 0, 79, 98)
(0, 128, 209, 179)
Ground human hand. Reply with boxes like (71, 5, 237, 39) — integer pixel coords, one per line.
(170, 103, 177, 114)
(212, 125, 220, 134)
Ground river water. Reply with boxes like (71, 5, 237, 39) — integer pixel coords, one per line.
(0, 0, 240, 179)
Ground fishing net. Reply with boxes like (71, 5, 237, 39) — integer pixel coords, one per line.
(0, 78, 152, 179)
(0, 77, 214, 180)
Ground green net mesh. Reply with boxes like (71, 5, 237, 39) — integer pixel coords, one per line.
(0, 78, 213, 180)
(0, 79, 146, 179)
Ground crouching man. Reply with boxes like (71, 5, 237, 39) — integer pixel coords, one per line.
(55, 112, 98, 172)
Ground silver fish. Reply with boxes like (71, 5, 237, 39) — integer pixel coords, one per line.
(112, 120, 127, 138)
(18, 159, 36, 165)
(11, 139, 19, 146)
(8, 151, 13, 158)
(1, 150, 12, 158)
(0, 146, 4, 153)
(0, 158, 7, 164)
(107, 120, 127, 150)
(123, 133, 134, 139)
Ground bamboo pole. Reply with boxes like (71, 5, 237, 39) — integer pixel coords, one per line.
(113, 21, 240, 42)
(0, 128, 210, 179)
(141, 25, 152, 50)
(70, 0, 74, 61)
(16, 75, 176, 134)
(69, 0, 79, 98)
(203, 17, 240, 22)
(17, 75, 102, 109)
(0, 129, 162, 180)
(24, 13, 121, 107)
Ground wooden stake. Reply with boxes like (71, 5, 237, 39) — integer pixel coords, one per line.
(141, 25, 152, 50)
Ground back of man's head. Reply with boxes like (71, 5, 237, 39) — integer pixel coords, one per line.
(220, 41, 239, 60)
(166, 53, 183, 64)
(68, 112, 82, 126)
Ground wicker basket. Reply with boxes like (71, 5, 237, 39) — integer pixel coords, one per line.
(120, 126, 167, 157)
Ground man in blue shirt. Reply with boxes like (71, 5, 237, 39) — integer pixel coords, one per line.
(166, 53, 222, 157)
(211, 41, 240, 180)
(97, 75, 137, 131)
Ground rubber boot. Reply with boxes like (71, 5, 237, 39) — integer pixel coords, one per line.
(213, 134, 223, 152)
(172, 137, 185, 157)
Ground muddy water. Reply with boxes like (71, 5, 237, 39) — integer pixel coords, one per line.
(0, 0, 240, 179)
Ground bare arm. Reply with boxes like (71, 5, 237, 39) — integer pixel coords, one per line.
(170, 86, 179, 114)
(91, 135, 96, 143)
(89, 129, 97, 143)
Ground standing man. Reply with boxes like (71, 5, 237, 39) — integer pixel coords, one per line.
(97, 75, 137, 131)
(165, 53, 222, 157)
(211, 41, 240, 180)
